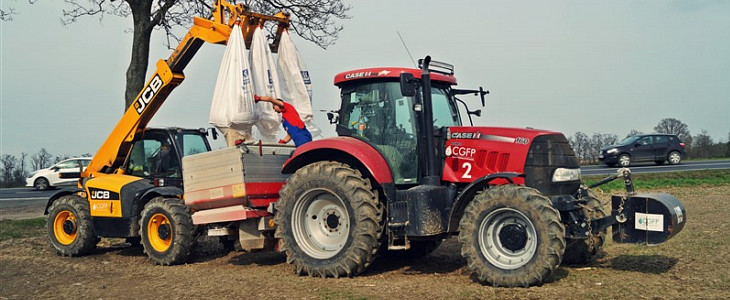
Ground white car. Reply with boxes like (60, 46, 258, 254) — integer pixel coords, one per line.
(26, 157, 92, 190)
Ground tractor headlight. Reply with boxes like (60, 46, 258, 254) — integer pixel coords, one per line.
(606, 148, 618, 154)
(552, 168, 581, 182)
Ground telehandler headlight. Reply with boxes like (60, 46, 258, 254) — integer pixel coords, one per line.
(552, 168, 581, 182)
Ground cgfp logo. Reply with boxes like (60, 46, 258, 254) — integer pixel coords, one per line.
(134, 75, 163, 114)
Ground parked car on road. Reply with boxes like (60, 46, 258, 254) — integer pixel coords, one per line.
(26, 157, 92, 190)
(599, 134, 686, 167)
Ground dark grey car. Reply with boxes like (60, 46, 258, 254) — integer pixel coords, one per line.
(598, 134, 686, 167)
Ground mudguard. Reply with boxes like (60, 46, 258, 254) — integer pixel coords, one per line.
(282, 136, 394, 185)
(446, 172, 525, 232)
(44, 188, 83, 215)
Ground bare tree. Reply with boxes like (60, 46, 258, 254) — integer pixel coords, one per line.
(0, 6, 17, 21)
(1, 154, 18, 187)
(568, 132, 590, 164)
(625, 129, 643, 139)
(31, 148, 53, 170)
(50, 0, 350, 110)
(13, 153, 29, 184)
(654, 118, 691, 141)
(53, 154, 72, 164)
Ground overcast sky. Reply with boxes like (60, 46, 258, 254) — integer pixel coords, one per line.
(2, 0, 729, 159)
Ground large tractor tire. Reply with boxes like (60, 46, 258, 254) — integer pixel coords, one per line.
(458, 185, 565, 287)
(47, 195, 99, 256)
(275, 161, 383, 278)
(562, 197, 606, 265)
(139, 197, 195, 265)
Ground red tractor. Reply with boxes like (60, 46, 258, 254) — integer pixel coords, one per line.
(274, 56, 685, 286)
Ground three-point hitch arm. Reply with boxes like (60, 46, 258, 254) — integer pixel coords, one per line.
(82, 0, 290, 180)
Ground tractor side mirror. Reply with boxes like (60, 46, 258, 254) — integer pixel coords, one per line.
(327, 112, 339, 124)
(208, 127, 218, 140)
(400, 73, 416, 97)
(470, 109, 482, 117)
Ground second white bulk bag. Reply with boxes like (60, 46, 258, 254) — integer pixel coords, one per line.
(277, 30, 321, 138)
(250, 26, 282, 142)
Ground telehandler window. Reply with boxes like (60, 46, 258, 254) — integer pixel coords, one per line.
(125, 136, 181, 178)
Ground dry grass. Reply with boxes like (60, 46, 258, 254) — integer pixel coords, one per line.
(1, 185, 728, 299)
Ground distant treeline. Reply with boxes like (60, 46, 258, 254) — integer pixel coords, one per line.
(568, 118, 730, 165)
(2, 118, 728, 187)
(1, 149, 91, 188)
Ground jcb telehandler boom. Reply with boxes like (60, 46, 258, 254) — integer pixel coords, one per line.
(45, 0, 289, 262)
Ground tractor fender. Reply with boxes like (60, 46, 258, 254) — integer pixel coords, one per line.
(446, 172, 525, 232)
(134, 186, 184, 215)
(281, 136, 396, 202)
(282, 136, 394, 185)
(44, 188, 83, 215)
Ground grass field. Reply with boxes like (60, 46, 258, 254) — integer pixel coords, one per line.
(1, 171, 728, 299)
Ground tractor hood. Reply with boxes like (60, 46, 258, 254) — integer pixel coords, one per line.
(444, 126, 580, 196)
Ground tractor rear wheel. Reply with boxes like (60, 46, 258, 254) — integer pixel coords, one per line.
(139, 197, 195, 265)
(47, 195, 99, 256)
(562, 197, 606, 265)
(275, 161, 383, 278)
(458, 185, 565, 287)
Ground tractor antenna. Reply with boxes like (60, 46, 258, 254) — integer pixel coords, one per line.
(397, 31, 417, 68)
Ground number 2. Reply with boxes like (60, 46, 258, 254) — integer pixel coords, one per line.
(462, 162, 472, 179)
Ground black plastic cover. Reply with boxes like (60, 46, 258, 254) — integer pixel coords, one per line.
(612, 193, 686, 244)
(523, 134, 581, 196)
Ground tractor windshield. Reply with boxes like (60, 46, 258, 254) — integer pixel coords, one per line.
(339, 81, 459, 184)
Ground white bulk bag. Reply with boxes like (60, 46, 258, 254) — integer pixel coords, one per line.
(209, 25, 256, 139)
(250, 26, 282, 142)
(277, 30, 321, 138)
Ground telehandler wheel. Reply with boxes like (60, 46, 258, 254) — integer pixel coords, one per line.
(139, 197, 195, 265)
(47, 195, 99, 256)
(275, 161, 383, 278)
(562, 197, 606, 265)
(458, 185, 565, 287)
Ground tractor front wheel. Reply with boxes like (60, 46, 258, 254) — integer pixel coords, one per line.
(275, 161, 383, 278)
(459, 185, 565, 287)
(139, 197, 195, 265)
(47, 195, 99, 256)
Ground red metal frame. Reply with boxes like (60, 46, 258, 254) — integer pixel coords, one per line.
(333, 67, 457, 86)
(282, 136, 394, 185)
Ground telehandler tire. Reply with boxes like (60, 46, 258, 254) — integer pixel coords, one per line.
(459, 185, 565, 287)
(275, 161, 383, 278)
(562, 197, 606, 265)
(139, 197, 195, 265)
(47, 195, 99, 256)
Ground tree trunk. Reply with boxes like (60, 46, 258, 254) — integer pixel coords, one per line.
(124, 0, 155, 111)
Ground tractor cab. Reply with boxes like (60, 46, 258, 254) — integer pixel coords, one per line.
(333, 66, 463, 184)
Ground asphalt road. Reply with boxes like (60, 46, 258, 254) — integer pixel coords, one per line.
(1, 159, 727, 216)
(580, 159, 730, 176)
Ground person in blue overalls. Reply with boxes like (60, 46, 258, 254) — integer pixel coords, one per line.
(254, 95, 313, 147)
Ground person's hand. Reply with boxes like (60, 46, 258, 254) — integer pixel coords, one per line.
(254, 94, 261, 103)
(278, 139, 287, 144)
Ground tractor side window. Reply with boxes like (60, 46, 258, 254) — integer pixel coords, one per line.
(339, 82, 419, 184)
(181, 133, 209, 156)
(431, 88, 460, 128)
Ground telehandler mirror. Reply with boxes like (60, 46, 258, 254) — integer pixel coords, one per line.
(209, 127, 218, 140)
(327, 112, 339, 124)
(400, 73, 416, 97)
(470, 109, 482, 117)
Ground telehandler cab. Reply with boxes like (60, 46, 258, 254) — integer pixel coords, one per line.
(45, 1, 686, 287)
